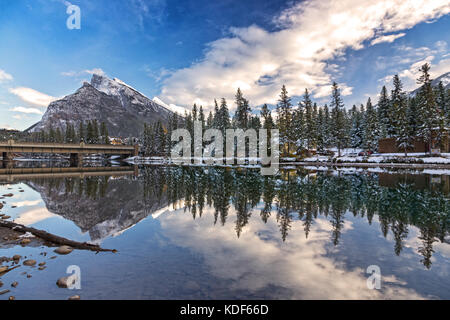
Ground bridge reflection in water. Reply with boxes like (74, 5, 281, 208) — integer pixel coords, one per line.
(0, 165, 139, 182)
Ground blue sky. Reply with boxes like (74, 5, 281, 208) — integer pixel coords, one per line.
(0, 0, 450, 130)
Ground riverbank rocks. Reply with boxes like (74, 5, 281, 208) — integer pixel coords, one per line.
(12, 255, 21, 262)
(23, 259, 36, 266)
(2, 194, 13, 197)
(54, 246, 73, 255)
(57, 275, 78, 288)
(1, 216, 11, 220)
(0, 266, 8, 273)
(0, 289, 10, 295)
(20, 239, 31, 245)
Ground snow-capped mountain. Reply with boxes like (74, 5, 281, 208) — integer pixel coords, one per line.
(410, 71, 450, 97)
(27, 74, 173, 138)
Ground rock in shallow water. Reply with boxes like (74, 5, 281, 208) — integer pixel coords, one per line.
(56, 275, 78, 288)
(68, 295, 80, 300)
(23, 260, 36, 266)
(54, 246, 73, 255)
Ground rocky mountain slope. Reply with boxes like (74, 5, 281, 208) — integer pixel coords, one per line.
(410, 71, 450, 96)
(27, 74, 173, 138)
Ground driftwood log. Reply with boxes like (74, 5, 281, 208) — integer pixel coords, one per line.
(0, 220, 117, 253)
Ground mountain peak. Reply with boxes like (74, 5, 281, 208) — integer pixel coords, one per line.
(28, 74, 173, 137)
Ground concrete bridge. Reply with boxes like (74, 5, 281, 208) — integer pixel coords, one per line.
(0, 140, 139, 166)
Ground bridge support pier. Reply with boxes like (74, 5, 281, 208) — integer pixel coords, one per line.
(70, 153, 83, 167)
(2, 152, 13, 161)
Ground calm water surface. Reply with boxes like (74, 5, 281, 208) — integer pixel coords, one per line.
(0, 166, 449, 299)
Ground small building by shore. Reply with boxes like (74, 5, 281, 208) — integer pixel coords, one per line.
(378, 130, 450, 154)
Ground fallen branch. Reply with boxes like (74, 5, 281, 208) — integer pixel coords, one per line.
(0, 220, 117, 253)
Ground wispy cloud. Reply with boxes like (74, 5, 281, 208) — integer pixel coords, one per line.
(370, 33, 406, 45)
(160, 0, 450, 110)
(377, 40, 450, 91)
(0, 69, 13, 82)
(9, 106, 43, 115)
(9, 87, 57, 107)
(61, 68, 106, 77)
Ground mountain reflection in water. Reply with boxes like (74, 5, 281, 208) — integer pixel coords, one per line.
(21, 166, 449, 272)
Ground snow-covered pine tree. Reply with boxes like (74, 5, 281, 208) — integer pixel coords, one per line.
(389, 75, 405, 138)
(364, 98, 379, 152)
(301, 89, 315, 150)
(233, 88, 251, 129)
(316, 107, 325, 151)
(276, 85, 293, 155)
(396, 98, 413, 156)
(323, 104, 332, 149)
(292, 104, 305, 151)
(218, 98, 231, 135)
(416, 63, 437, 154)
(206, 111, 213, 129)
(434, 81, 447, 150)
(350, 105, 364, 149)
(261, 104, 275, 155)
(377, 86, 390, 138)
(407, 96, 420, 137)
(330, 82, 347, 157)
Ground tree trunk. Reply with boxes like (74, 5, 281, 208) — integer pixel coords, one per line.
(0, 220, 116, 253)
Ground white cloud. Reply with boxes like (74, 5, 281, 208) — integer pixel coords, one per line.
(8, 87, 57, 107)
(84, 68, 106, 76)
(62, 68, 106, 77)
(0, 124, 18, 130)
(370, 33, 406, 45)
(153, 96, 187, 114)
(157, 205, 425, 299)
(0, 69, 13, 82)
(160, 0, 450, 111)
(379, 54, 450, 92)
(9, 106, 43, 115)
(14, 207, 57, 226)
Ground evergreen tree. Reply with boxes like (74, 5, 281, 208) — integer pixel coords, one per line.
(377, 86, 390, 138)
(49, 125, 56, 143)
(78, 122, 85, 143)
(292, 103, 305, 150)
(86, 121, 94, 144)
(416, 63, 437, 153)
(276, 85, 293, 155)
(323, 104, 332, 148)
(92, 120, 100, 144)
(217, 98, 231, 135)
(206, 111, 213, 129)
(350, 105, 364, 149)
(435, 81, 448, 149)
(301, 89, 316, 149)
(330, 82, 347, 156)
(364, 98, 379, 152)
(233, 88, 251, 129)
(100, 122, 109, 144)
(55, 127, 63, 143)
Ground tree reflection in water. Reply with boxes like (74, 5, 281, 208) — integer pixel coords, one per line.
(141, 166, 449, 270)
